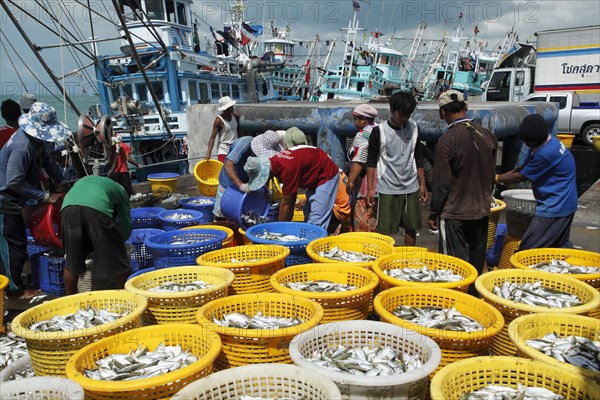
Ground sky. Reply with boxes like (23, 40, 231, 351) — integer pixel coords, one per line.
(1, 0, 599, 105)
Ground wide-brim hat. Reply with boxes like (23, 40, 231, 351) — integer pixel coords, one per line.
(218, 96, 237, 111)
(18, 102, 71, 143)
(244, 156, 271, 191)
(284, 127, 307, 148)
(251, 130, 283, 158)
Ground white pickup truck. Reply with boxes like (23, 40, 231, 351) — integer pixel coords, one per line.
(524, 92, 600, 145)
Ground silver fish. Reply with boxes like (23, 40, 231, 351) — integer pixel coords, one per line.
(384, 265, 464, 283)
(461, 383, 564, 399)
(170, 239, 202, 245)
(307, 344, 422, 376)
(284, 280, 357, 292)
(241, 212, 270, 227)
(147, 280, 213, 292)
(165, 212, 196, 220)
(254, 232, 306, 242)
(529, 259, 600, 275)
(392, 305, 485, 332)
(0, 333, 29, 370)
(492, 281, 583, 308)
(318, 247, 376, 263)
(84, 343, 198, 381)
(187, 198, 213, 205)
(525, 332, 600, 372)
(217, 258, 260, 263)
(28, 307, 129, 332)
(213, 312, 303, 329)
(7, 364, 35, 380)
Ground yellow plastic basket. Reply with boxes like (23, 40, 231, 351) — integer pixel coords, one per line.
(0, 275, 8, 333)
(508, 313, 600, 384)
(182, 225, 234, 247)
(270, 263, 379, 323)
(474, 269, 600, 356)
(197, 245, 290, 294)
(373, 252, 478, 292)
(374, 287, 504, 374)
(194, 159, 222, 196)
(196, 293, 323, 370)
(11, 290, 147, 377)
(292, 194, 307, 222)
(238, 227, 252, 245)
(430, 356, 599, 400)
(496, 235, 521, 270)
(487, 199, 506, 250)
(269, 177, 283, 201)
(65, 324, 221, 400)
(339, 231, 396, 246)
(557, 133, 575, 148)
(306, 236, 395, 269)
(124, 266, 234, 325)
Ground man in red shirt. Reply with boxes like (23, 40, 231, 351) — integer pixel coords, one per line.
(108, 135, 140, 197)
(0, 99, 21, 149)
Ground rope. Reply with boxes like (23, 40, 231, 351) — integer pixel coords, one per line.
(0, 35, 28, 91)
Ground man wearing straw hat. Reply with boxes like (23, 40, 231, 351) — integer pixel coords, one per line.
(0, 102, 69, 296)
(205, 96, 240, 162)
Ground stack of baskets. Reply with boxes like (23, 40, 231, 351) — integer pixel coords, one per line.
(497, 235, 522, 270)
(194, 159, 222, 196)
(246, 222, 328, 266)
(487, 198, 506, 249)
(130, 207, 165, 229)
(179, 197, 215, 223)
(474, 269, 600, 356)
(220, 187, 270, 229)
(124, 266, 234, 325)
(158, 209, 205, 231)
(196, 293, 324, 370)
(127, 229, 164, 271)
(197, 245, 289, 294)
(144, 229, 227, 268)
(501, 189, 536, 239)
(486, 223, 507, 268)
(270, 263, 379, 323)
(306, 236, 395, 269)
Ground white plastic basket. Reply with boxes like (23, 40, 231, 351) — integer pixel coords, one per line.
(501, 189, 536, 238)
(289, 320, 441, 400)
(0, 355, 33, 382)
(0, 376, 84, 399)
(172, 363, 343, 400)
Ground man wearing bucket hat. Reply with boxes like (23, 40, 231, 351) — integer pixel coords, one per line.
(19, 93, 37, 114)
(0, 102, 70, 295)
(427, 90, 497, 283)
(495, 114, 577, 250)
(205, 96, 240, 162)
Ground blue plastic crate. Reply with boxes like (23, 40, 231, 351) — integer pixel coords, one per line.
(131, 207, 166, 229)
(246, 222, 327, 267)
(486, 223, 507, 268)
(127, 267, 156, 280)
(158, 210, 205, 231)
(179, 197, 215, 223)
(26, 229, 51, 256)
(220, 186, 270, 229)
(127, 228, 164, 272)
(144, 228, 227, 268)
(39, 254, 66, 296)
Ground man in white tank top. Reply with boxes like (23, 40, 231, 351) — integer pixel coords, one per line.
(205, 96, 240, 162)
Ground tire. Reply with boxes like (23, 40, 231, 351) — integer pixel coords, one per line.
(581, 123, 600, 146)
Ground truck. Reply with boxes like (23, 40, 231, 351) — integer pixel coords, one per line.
(483, 25, 600, 144)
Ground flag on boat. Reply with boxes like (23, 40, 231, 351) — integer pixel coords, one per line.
(210, 26, 224, 42)
(352, 0, 360, 11)
(474, 25, 480, 35)
(243, 23, 263, 36)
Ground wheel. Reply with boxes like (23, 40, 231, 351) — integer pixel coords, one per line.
(581, 123, 600, 146)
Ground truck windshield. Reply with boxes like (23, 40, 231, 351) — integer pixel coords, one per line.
(486, 71, 512, 101)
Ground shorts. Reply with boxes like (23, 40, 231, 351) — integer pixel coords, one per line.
(376, 191, 422, 235)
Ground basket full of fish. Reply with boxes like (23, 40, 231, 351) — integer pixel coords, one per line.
(171, 363, 343, 400)
(196, 293, 324, 371)
(474, 269, 600, 357)
(373, 252, 479, 293)
(221, 186, 270, 229)
(157, 210, 206, 231)
(144, 228, 227, 268)
(0, 354, 35, 382)
(288, 320, 441, 400)
(197, 245, 290, 294)
(374, 287, 504, 373)
(0, 376, 85, 400)
(178, 197, 215, 223)
(487, 198, 507, 250)
(10, 290, 148, 377)
(429, 356, 600, 400)
(65, 324, 221, 400)
(508, 313, 600, 384)
(124, 266, 235, 325)
(306, 236, 396, 269)
(246, 222, 328, 266)
(0, 332, 29, 376)
(270, 263, 380, 323)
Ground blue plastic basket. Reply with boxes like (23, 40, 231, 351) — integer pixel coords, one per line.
(179, 197, 215, 223)
(126, 229, 164, 272)
(39, 254, 66, 296)
(144, 228, 227, 268)
(486, 223, 507, 268)
(157, 210, 205, 231)
(245, 222, 327, 266)
(131, 207, 165, 229)
(26, 229, 51, 256)
(220, 186, 270, 229)
(127, 267, 156, 280)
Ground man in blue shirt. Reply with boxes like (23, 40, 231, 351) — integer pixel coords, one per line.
(496, 114, 578, 249)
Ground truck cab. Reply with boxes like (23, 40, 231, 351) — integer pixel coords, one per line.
(482, 67, 534, 102)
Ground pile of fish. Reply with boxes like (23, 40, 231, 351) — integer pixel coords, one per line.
(213, 312, 303, 329)
(147, 280, 213, 292)
(528, 259, 600, 275)
(492, 281, 583, 308)
(392, 305, 485, 332)
(307, 344, 422, 376)
(284, 280, 358, 292)
(0, 333, 28, 370)
(384, 265, 464, 283)
(525, 332, 600, 371)
(226, 258, 260, 263)
(6, 364, 35, 380)
(317, 247, 376, 263)
(240, 397, 301, 400)
(28, 308, 129, 332)
(461, 384, 564, 399)
(165, 212, 195, 220)
(186, 198, 213, 205)
(253, 232, 306, 242)
(241, 212, 270, 227)
(84, 343, 197, 381)
(170, 239, 202, 245)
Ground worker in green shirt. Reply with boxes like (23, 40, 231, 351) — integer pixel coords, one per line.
(61, 176, 132, 294)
